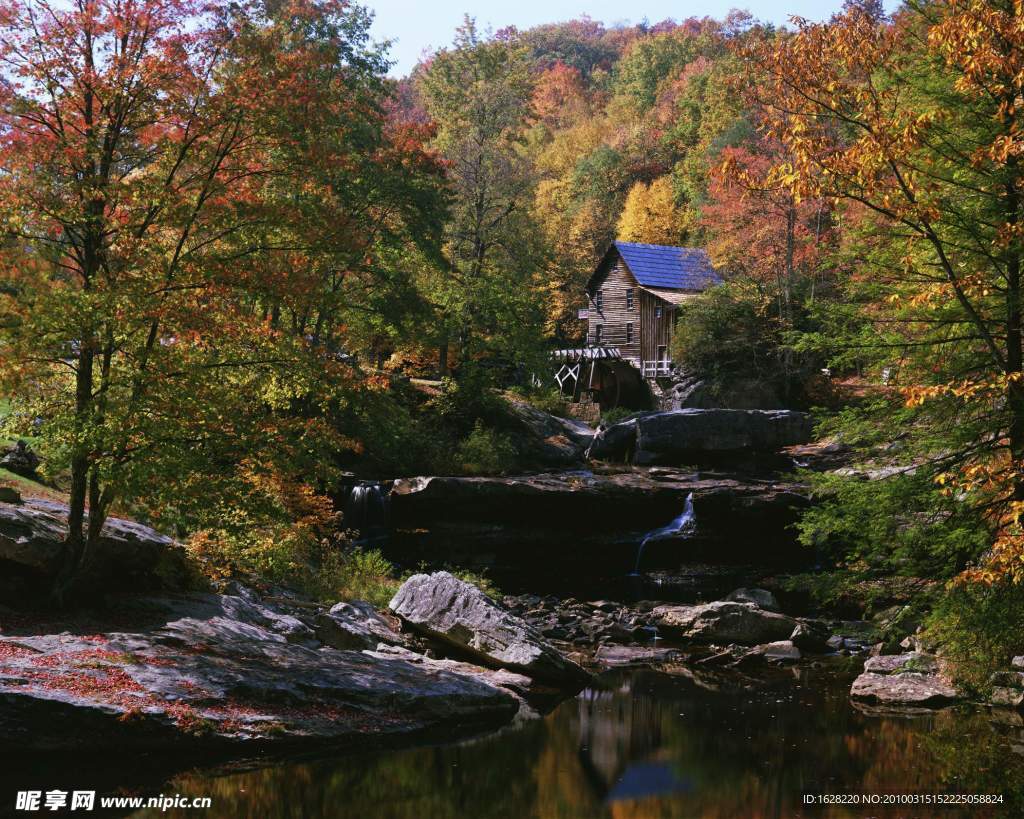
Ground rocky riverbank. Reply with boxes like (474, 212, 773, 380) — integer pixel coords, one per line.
(0, 558, 940, 759)
(0, 574, 593, 753)
(501, 587, 873, 670)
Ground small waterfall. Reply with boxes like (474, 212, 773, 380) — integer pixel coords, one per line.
(343, 482, 389, 544)
(631, 492, 696, 574)
(584, 423, 606, 460)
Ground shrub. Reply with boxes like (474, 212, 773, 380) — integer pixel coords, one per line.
(671, 282, 823, 408)
(308, 546, 400, 608)
(430, 369, 504, 433)
(796, 469, 990, 580)
(601, 407, 635, 426)
(188, 524, 402, 607)
(185, 475, 402, 606)
(926, 581, 1024, 695)
(508, 386, 569, 418)
(455, 420, 518, 475)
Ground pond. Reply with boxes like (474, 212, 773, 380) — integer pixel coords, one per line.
(130, 660, 1023, 818)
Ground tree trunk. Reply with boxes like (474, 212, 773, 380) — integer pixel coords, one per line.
(1006, 257, 1024, 500)
(1005, 163, 1024, 501)
(52, 345, 94, 603)
(438, 336, 449, 378)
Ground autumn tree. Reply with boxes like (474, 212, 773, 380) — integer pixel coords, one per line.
(0, 0, 444, 598)
(749, 0, 1024, 579)
(708, 140, 833, 321)
(418, 18, 546, 375)
(616, 177, 686, 244)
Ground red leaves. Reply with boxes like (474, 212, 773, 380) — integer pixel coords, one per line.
(0, 642, 37, 662)
(703, 140, 831, 287)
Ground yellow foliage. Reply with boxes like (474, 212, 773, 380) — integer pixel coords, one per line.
(616, 177, 686, 245)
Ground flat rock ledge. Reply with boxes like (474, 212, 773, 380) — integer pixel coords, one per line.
(0, 589, 532, 752)
(850, 652, 959, 707)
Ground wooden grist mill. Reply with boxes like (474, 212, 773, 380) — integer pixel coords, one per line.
(550, 242, 722, 412)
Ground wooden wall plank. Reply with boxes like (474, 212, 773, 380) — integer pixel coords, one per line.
(586, 249, 641, 363)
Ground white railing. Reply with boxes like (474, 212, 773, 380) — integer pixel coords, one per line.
(642, 359, 673, 378)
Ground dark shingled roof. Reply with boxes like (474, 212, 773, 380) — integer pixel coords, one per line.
(614, 241, 722, 291)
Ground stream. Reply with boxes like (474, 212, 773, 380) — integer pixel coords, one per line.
(128, 661, 1022, 818)
(128, 473, 1023, 817)
(4, 465, 1021, 818)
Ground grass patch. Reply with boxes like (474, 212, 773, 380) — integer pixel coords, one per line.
(0, 467, 67, 503)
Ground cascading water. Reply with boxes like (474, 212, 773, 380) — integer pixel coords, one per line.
(343, 482, 389, 544)
(631, 492, 696, 575)
(584, 423, 606, 460)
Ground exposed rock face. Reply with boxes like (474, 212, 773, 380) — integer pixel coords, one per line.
(990, 687, 1024, 709)
(988, 670, 1024, 709)
(756, 640, 802, 663)
(502, 595, 658, 647)
(593, 645, 684, 667)
(652, 601, 798, 645)
(585, 419, 638, 461)
(362, 644, 540, 713)
(0, 590, 522, 751)
(862, 652, 939, 675)
(0, 499, 189, 605)
(587, 409, 813, 464)
(503, 399, 595, 467)
(850, 652, 958, 706)
(389, 572, 590, 686)
(315, 601, 408, 651)
(790, 620, 832, 652)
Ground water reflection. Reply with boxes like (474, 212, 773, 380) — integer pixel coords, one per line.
(134, 663, 1024, 819)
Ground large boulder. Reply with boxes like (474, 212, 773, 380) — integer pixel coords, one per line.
(724, 587, 780, 612)
(0, 499, 190, 604)
(790, 619, 832, 652)
(652, 601, 798, 645)
(503, 399, 595, 467)
(756, 640, 802, 663)
(850, 652, 958, 707)
(389, 572, 590, 686)
(637, 409, 813, 462)
(585, 418, 639, 461)
(588, 409, 813, 464)
(0, 440, 40, 479)
(0, 589, 520, 751)
(662, 373, 785, 412)
(989, 670, 1024, 708)
(862, 652, 939, 675)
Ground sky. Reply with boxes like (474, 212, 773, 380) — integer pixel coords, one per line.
(366, 0, 898, 76)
